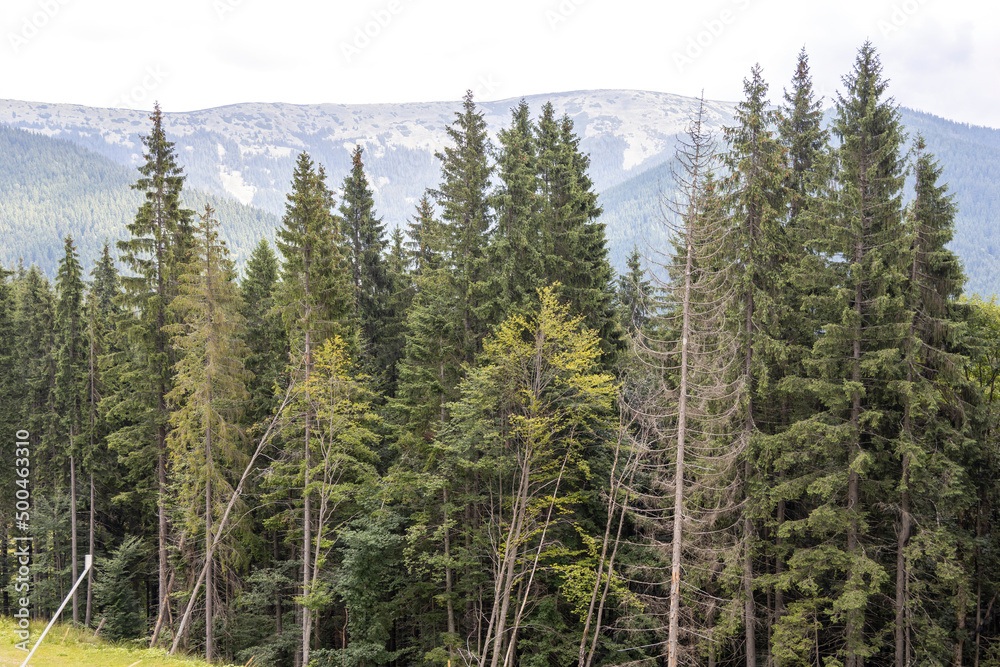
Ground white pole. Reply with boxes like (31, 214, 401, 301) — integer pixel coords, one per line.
(20, 554, 93, 667)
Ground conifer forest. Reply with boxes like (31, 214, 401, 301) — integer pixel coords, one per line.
(6, 43, 1000, 666)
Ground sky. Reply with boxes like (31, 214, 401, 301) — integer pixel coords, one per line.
(2, 0, 998, 128)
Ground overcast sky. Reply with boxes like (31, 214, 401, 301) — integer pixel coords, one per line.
(2, 0, 998, 128)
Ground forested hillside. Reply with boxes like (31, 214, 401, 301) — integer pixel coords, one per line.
(4, 44, 1000, 667)
(0, 123, 279, 273)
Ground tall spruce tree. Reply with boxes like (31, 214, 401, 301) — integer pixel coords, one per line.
(167, 206, 251, 662)
(338, 145, 390, 376)
(55, 236, 88, 625)
(720, 64, 790, 667)
(536, 103, 622, 365)
(274, 152, 352, 667)
(778, 43, 907, 666)
(486, 99, 542, 326)
(114, 102, 195, 627)
(433, 90, 493, 365)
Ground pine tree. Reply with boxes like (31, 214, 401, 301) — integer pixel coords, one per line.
(114, 101, 195, 626)
(54, 236, 88, 625)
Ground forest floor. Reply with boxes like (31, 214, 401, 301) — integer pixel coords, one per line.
(0, 618, 237, 666)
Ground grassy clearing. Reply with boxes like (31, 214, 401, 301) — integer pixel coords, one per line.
(0, 617, 241, 667)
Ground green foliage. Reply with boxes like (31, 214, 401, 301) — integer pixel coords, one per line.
(93, 536, 146, 641)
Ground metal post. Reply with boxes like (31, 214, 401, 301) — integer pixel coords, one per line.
(20, 554, 92, 667)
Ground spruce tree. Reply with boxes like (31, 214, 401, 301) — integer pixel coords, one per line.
(616, 246, 652, 336)
(432, 89, 493, 365)
(114, 101, 195, 625)
(338, 145, 390, 376)
(719, 63, 790, 667)
(167, 205, 251, 662)
(274, 151, 352, 667)
(486, 99, 542, 326)
(55, 236, 88, 625)
(405, 193, 444, 276)
(536, 103, 622, 364)
(239, 238, 287, 426)
(778, 42, 907, 666)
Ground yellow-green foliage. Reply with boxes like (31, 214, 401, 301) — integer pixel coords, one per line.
(0, 618, 239, 667)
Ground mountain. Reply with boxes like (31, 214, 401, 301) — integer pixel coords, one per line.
(0, 91, 997, 293)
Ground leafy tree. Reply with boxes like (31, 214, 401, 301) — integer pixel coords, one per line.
(446, 285, 617, 667)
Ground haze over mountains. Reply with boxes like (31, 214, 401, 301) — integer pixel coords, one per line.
(1, 90, 998, 294)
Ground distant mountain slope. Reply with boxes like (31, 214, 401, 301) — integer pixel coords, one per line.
(0, 91, 996, 295)
(0, 123, 279, 275)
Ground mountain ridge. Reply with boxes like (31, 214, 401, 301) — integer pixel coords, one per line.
(1, 90, 997, 293)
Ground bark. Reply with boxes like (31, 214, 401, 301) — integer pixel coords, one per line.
(70, 448, 79, 625)
(444, 488, 456, 658)
(667, 226, 694, 667)
(170, 384, 294, 655)
(846, 238, 863, 667)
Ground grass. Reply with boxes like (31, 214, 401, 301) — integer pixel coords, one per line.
(0, 617, 242, 667)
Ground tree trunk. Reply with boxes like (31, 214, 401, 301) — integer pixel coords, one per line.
(274, 530, 283, 636)
(667, 228, 694, 667)
(444, 488, 456, 659)
(70, 448, 79, 625)
(206, 418, 214, 662)
(86, 472, 94, 627)
(302, 316, 313, 667)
